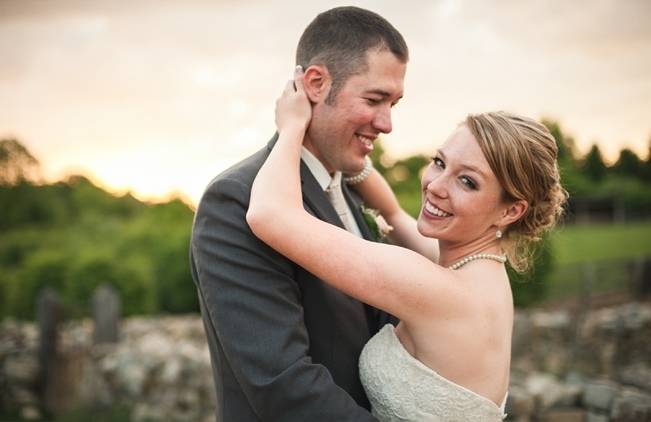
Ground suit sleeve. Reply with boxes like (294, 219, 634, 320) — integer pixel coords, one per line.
(191, 176, 376, 421)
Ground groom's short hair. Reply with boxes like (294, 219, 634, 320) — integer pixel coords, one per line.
(296, 6, 408, 105)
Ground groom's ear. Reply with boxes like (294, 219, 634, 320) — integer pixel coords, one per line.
(303, 65, 332, 103)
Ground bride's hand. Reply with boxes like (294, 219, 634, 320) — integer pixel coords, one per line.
(275, 66, 311, 135)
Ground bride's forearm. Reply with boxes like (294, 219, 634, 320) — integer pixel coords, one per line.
(353, 168, 439, 262)
(248, 66, 312, 249)
(247, 126, 305, 238)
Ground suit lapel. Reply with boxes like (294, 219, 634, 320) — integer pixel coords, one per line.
(267, 135, 386, 333)
(267, 133, 344, 228)
(342, 184, 375, 241)
(300, 161, 347, 230)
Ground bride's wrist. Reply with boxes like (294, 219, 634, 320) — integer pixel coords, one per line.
(344, 156, 373, 185)
(278, 122, 307, 137)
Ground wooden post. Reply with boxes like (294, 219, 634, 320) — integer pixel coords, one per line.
(92, 284, 121, 344)
(36, 288, 61, 413)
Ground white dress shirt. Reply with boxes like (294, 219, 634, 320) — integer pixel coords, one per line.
(301, 147, 363, 237)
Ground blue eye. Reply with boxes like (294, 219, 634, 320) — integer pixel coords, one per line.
(432, 157, 444, 168)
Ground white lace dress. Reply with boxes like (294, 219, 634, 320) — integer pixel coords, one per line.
(359, 324, 507, 421)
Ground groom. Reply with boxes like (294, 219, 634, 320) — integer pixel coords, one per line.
(190, 7, 408, 421)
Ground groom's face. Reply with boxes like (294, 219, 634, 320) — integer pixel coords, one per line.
(304, 49, 406, 175)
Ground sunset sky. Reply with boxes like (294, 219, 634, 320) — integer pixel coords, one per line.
(1, 0, 650, 205)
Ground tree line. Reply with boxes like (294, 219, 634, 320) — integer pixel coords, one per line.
(0, 139, 196, 319)
(1, 121, 650, 318)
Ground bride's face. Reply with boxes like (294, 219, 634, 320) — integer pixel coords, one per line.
(417, 124, 508, 243)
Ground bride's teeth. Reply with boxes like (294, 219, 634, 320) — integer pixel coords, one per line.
(425, 201, 451, 217)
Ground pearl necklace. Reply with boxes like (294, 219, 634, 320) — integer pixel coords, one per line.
(448, 253, 507, 270)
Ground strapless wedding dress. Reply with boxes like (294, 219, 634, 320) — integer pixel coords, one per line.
(359, 324, 507, 421)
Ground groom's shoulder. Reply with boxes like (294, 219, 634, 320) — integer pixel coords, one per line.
(203, 140, 272, 196)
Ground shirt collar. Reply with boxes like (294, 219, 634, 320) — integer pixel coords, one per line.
(301, 147, 341, 191)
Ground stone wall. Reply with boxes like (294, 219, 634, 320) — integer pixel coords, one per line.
(508, 302, 651, 421)
(1, 303, 650, 421)
(1, 316, 215, 421)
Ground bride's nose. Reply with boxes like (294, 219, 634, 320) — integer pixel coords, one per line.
(425, 173, 449, 199)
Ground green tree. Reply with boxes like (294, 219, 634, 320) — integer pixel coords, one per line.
(582, 144, 607, 182)
(370, 140, 428, 217)
(0, 139, 40, 185)
(612, 148, 643, 179)
(509, 235, 554, 307)
(5, 250, 69, 319)
(643, 136, 651, 182)
(541, 119, 578, 168)
(540, 119, 591, 198)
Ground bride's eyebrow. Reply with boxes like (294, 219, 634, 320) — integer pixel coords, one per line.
(435, 150, 486, 178)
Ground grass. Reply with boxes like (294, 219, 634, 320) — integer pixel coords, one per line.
(550, 220, 651, 266)
(545, 220, 651, 301)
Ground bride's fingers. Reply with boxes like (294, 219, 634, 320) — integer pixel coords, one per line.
(294, 65, 305, 94)
(283, 79, 295, 96)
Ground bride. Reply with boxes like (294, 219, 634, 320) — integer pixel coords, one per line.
(246, 67, 567, 421)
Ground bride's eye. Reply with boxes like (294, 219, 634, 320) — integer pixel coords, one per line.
(432, 157, 445, 169)
(460, 176, 477, 190)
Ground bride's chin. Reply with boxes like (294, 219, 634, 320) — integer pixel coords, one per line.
(416, 218, 436, 238)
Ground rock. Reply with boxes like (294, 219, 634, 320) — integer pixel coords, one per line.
(505, 385, 535, 419)
(538, 408, 586, 422)
(619, 363, 651, 392)
(525, 373, 563, 410)
(20, 405, 41, 420)
(160, 356, 182, 385)
(584, 380, 619, 412)
(586, 412, 610, 422)
(3, 353, 39, 384)
(610, 388, 651, 422)
(77, 357, 113, 407)
(531, 310, 571, 329)
(556, 383, 585, 408)
(136, 331, 174, 361)
(101, 349, 148, 397)
(12, 387, 39, 406)
(512, 312, 532, 356)
(132, 402, 164, 421)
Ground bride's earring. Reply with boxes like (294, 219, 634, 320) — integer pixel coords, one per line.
(496, 229, 503, 239)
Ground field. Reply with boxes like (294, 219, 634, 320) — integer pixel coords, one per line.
(551, 220, 651, 265)
(545, 220, 651, 301)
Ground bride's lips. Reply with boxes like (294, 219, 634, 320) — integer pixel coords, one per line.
(422, 200, 453, 219)
(356, 133, 375, 153)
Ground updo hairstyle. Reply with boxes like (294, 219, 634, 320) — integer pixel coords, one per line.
(465, 111, 569, 272)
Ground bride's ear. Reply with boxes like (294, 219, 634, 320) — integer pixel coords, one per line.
(303, 65, 332, 103)
(496, 199, 528, 228)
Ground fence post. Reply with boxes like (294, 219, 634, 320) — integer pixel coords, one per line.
(631, 257, 651, 299)
(36, 288, 62, 413)
(92, 284, 121, 344)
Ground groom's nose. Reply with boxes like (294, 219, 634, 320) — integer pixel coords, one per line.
(372, 105, 392, 134)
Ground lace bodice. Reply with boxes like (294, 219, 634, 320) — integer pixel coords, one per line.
(359, 324, 507, 421)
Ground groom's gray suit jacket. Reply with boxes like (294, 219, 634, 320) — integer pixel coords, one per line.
(190, 135, 393, 421)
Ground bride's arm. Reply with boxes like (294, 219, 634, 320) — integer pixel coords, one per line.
(247, 68, 460, 323)
(352, 168, 439, 262)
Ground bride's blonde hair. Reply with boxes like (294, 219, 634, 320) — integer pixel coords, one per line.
(465, 111, 568, 272)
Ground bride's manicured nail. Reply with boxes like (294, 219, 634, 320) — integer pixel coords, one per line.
(295, 65, 303, 73)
